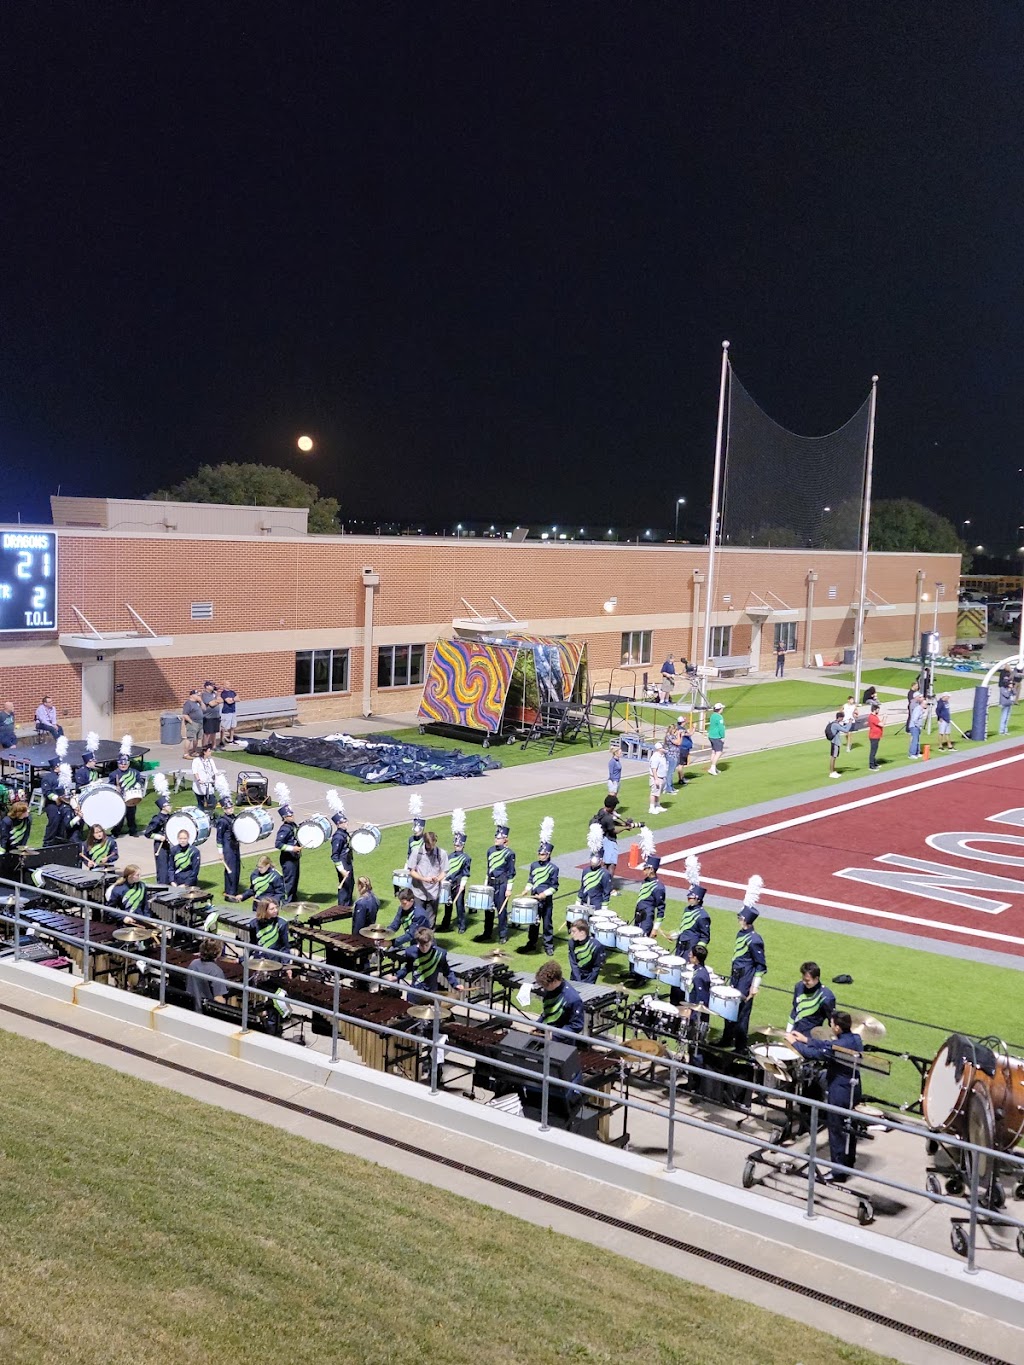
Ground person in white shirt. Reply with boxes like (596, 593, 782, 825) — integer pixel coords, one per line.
(191, 752, 220, 812)
(405, 829, 450, 925)
(648, 742, 668, 815)
(841, 696, 858, 753)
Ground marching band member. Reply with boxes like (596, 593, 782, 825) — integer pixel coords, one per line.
(534, 959, 585, 1034)
(721, 877, 767, 1052)
(74, 732, 101, 790)
(686, 943, 711, 1009)
(250, 898, 291, 966)
(659, 857, 712, 1004)
(81, 822, 117, 871)
(229, 853, 286, 904)
(106, 864, 150, 922)
(0, 799, 32, 876)
(327, 789, 353, 909)
(40, 752, 65, 844)
(351, 875, 380, 937)
(169, 828, 201, 887)
(578, 824, 612, 910)
(441, 808, 471, 933)
(407, 792, 426, 859)
(143, 773, 172, 882)
(786, 1012, 863, 1181)
(273, 784, 302, 902)
(214, 775, 241, 898)
(45, 762, 77, 846)
(525, 816, 559, 956)
(568, 917, 605, 984)
(396, 927, 461, 995)
(786, 962, 836, 1037)
(632, 828, 666, 937)
(387, 886, 433, 949)
(113, 735, 143, 836)
(485, 803, 516, 943)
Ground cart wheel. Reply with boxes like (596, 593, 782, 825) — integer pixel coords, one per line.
(506, 735, 515, 745)
(945, 1175, 964, 1197)
(482, 737, 490, 749)
(1017, 1228, 1024, 1258)
(857, 1200, 874, 1226)
(950, 1225, 968, 1258)
(742, 1160, 756, 1189)
(986, 1182, 1006, 1211)
(926, 1174, 941, 1196)
(418, 725, 425, 735)
(925, 1137, 939, 1156)
(780, 1161, 795, 1176)
(1014, 1181, 1024, 1202)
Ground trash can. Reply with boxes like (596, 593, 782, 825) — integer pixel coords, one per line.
(842, 647, 856, 665)
(160, 711, 182, 745)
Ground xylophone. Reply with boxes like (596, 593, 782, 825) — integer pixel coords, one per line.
(17, 904, 120, 977)
(34, 864, 111, 906)
(290, 924, 378, 976)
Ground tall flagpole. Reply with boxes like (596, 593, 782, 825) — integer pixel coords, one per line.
(852, 375, 879, 704)
(701, 341, 730, 696)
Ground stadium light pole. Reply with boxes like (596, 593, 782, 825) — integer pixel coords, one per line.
(674, 497, 686, 540)
(852, 376, 879, 704)
(701, 343, 730, 696)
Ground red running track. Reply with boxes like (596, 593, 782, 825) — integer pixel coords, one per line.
(616, 748, 1024, 956)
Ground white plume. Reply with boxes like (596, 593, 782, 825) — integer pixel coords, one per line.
(492, 801, 508, 828)
(587, 822, 604, 855)
(55, 735, 69, 760)
(86, 731, 99, 753)
(273, 782, 291, 806)
(214, 773, 231, 798)
(326, 788, 346, 816)
(153, 772, 170, 799)
(58, 763, 73, 790)
(119, 733, 133, 756)
(540, 816, 554, 846)
(408, 793, 424, 818)
(684, 854, 701, 887)
(743, 874, 764, 907)
(451, 807, 466, 838)
(639, 825, 656, 858)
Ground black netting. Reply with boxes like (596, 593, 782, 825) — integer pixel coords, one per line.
(722, 369, 871, 550)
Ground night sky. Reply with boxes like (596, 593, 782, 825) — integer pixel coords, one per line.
(2, 5, 1022, 548)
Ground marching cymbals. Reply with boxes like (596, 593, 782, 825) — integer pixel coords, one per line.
(248, 957, 283, 974)
(849, 1011, 887, 1040)
(360, 924, 397, 942)
(113, 925, 157, 943)
(279, 901, 319, 922)
(406, 1002, 452, 1022)
(758, 1025, 791, 1037)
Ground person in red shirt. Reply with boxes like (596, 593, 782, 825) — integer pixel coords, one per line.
(867, 704, 885, 771)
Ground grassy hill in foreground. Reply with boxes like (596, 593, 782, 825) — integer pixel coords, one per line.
(0, 1030, 893, 1365)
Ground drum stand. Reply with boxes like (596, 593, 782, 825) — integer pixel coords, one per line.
(924, 1137, 1024, 1259)
(741, 1141, 876, 1227)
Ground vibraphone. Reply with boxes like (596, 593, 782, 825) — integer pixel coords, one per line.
(446, 952, 520, 1006)
(504, 971, 622, 1037)
(34, 864, 112, 906)
(151, 886, 214, 928)
(290, 925, 378, 977)
(285, 976, 422, 1073)
(17, 904, 120, 978)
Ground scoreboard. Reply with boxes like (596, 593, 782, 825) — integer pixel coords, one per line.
(0, 531, 58, 633)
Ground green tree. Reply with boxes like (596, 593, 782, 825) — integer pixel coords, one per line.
(822, 497, 967, 565)
(150, 463, 340, 533)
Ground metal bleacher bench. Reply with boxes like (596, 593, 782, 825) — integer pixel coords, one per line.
(233, 696, 299, 731)
(708, 655, 750, 679)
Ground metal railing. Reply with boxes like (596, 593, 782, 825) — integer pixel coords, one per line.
(2, 875, 1023, 1277)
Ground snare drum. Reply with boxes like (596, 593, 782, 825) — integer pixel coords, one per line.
(165, 806, 212, 846)
(615, 923, 643, 953)
(655, 954, 691, 989)
(232, 807, 274, 844)
(297, 814, 332, 849)
(508, 896, 539, 926)
(466, 884, 494, 912)
(709, 985, 743, 1021)
(564, 901, 590, 928)
(751, 1043, 801, 1088)
(591, 915, 620, 949)
(630, 946, 662, 979)
(79, 783, 126, 831)
(437, 883, 452, 905)
(350, 824, 381, 855)
(393, 868, 413, 890)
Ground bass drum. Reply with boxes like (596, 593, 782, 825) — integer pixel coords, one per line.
(166, 806, 212, 846)
(923, 1036, 1024, 1151)
(79, 783, 126, 831)
(233, 807, 274, 844)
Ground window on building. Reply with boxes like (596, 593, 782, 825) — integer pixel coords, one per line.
(773, 621, 798, 652)
(377, 644, 427, 689)
(709, 625, 732, 657)
(295, 648, 350, 696)
(620, 630, 652, 666)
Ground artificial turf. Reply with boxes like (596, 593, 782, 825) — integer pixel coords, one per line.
(835, 666, 979, 692)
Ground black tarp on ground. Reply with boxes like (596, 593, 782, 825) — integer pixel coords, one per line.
(239, 732, 501, 784)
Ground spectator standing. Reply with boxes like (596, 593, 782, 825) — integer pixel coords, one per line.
(648, 743, 668, 814)
(182, 690, 203, 758)
(908, 693, 927, 758)
(662, 716, 683, 795)
(867, 704, 885, 770)
(658, 654, 676, 704)
(34, 695, 63, 740)
(707, 703, 726, 776)
(826, 711, 852, 778)
(607, 742, 622, 796)
(677, 723, 694, 787)
(191, 751, 220, 811)
(775, 645, 786, 678)
(200, 680, 222, 753)
(841, 696, 858, 753)
(998, 681, 1015, 736)
(935, 693, 954, 750)
(0, 701, 15, 750)
(219, 682, 238, 747)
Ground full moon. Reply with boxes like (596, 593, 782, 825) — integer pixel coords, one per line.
(296, 434, 314, 452)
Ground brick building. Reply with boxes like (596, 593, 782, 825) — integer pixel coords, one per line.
(0, 504, 961, 740)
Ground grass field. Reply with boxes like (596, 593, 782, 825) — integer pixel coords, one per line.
(835, 666, 979, 692)
(0, 1030, 893, 1365)
(592, 678, 853, 730)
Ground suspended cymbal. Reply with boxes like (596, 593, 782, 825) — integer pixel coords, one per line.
(360, 925, 396, 941)
(480, 948, 509, 961)
(113, 925, 157, 943)
(849, 1012, 887, 1040)
(279, 901, 319, 922)
(248, 957, 283, 974)
(758, 1025, 791, 1037)
(181, 886, 213, 901)
(406, 1002, 452, 1022)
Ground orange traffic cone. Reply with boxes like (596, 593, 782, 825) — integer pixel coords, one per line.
(628, 840, 642, 869)
(922, 743, 930, 761)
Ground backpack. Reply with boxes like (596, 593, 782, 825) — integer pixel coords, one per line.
(825, 721, 838, 741)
